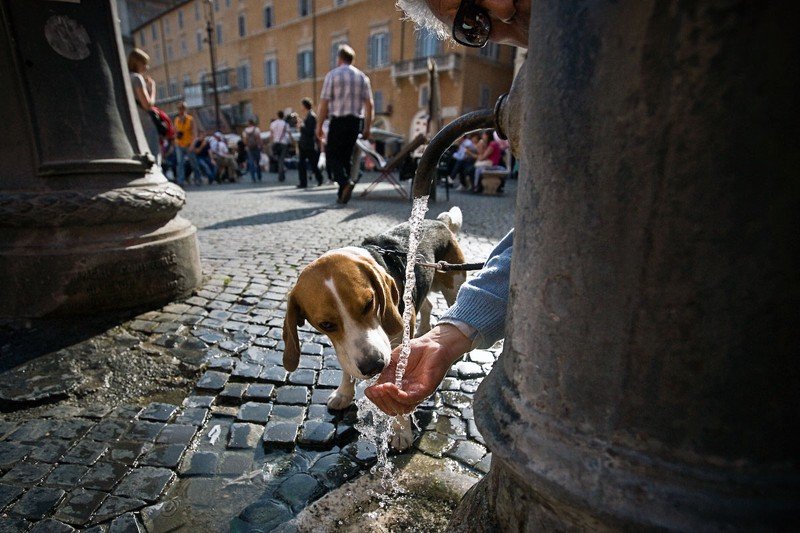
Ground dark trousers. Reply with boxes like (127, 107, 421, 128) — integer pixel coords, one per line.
(298, 146, 324, 187)
(325, 115, 361, 199)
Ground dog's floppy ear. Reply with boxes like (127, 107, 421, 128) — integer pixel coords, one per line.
(363, 263, 403, 337)
(282, 291, 305, 372)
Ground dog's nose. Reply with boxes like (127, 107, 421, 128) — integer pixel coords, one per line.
(358, 358, 385, 378)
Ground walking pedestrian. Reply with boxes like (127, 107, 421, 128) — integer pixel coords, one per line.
(297, 98, 325, 188)
(316, 44, 374, 204)
(269, 111, 291, 182)
(174, 102, 201, 186)
(243, 119, 264, 182)
(210, 132, 238, 182)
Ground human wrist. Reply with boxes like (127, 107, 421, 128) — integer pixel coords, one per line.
(430, 324, 472, 366)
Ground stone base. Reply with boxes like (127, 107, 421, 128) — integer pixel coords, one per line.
(480, 171, 506, 195)
(0, 215, 201, 317)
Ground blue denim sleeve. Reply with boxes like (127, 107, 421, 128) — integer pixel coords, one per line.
(440, 229, 513, 349)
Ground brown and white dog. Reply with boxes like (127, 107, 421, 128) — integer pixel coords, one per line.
(282, 207, 466, 449)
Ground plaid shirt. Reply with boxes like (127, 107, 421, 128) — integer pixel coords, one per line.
(320, 64, 373, 118)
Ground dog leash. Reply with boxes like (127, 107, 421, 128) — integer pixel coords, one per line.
(416, 260, 485, 272)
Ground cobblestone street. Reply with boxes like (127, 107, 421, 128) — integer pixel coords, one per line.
(1, 172, 517, 532)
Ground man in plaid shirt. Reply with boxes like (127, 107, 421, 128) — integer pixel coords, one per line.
(316, 44, 374, 204)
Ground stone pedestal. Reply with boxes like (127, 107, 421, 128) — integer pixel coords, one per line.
(0, 0, 201, 317)
(453, 1, 799, 530)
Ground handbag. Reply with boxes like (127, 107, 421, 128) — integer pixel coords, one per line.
(148, 105, 172, 137)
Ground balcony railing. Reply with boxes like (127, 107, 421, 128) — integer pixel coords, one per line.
(391, 53, 462, 79)
(200, 67, 238, 94)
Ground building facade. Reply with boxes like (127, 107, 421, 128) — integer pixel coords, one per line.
(132, 0, 516, 140)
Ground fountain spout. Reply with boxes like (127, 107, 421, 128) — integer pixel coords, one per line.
(412, 94, 509, 199)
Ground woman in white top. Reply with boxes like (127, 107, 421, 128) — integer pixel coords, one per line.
(128, 48, 160, 164)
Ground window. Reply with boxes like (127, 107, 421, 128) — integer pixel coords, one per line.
(480, 42, 500, 60)
(367, 31, 390, 68)
(167, 44, 174, 60)
(298, 0, 311, 17)
(225, 0, 232, 7)
(183, 74, 192, 88)
(264, 56, 278, 86)
(156, 83, 166, 100)
(196, 31, 203, 51)
(419, 84, 429, 108)
(330, 38, 348, 69)
(214, 0, 219, 12)
(415, 27, 440, 58)
(216, 24, 223, 44)
(195, 1, 200, 20)
(263, 4, 274, 28)
(180, 38, 187, 57)
(479, 84, 490, 108)
(374, 90, 384, 114)
(151, 25, 157, 41)
(334, 0, 346, 6)
(153, 44, 161, 64)
(139, 31, 146, 46)
(178, 10, 184, 29)
(238, 13, 246, 37)
(168, 79, 178, 97)
(237, 62, 251, 89)
(164, 19, 171, 36)
(297, 48, 314, 80)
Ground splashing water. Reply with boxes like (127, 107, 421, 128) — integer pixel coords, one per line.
(355, 195, 430, 492)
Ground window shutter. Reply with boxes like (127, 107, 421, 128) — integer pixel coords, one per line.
(367, 35, 374, 68)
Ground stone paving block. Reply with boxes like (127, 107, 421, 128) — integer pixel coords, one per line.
(81, 461, 130, 491)
(288, 368, 316, 386)
(1, 460, 54, 485)
(441, 391, 473, 410)
(196, 370, 230, 391)
(137, 403, 178, 422)
(0, 421, 16, 439)
(124, 421, 165, 443)
(435, 415, 467, 437)
(219, 382, 249, 402)
(311, 388, 334, 405)
(174, 407, 209, 427)
(317, 369, 343, 388)
(139, 444, 186, 469)
(182, 395, 215, 408)
(7, 419, 52, 443)
(0, 483, 24, 510)
(260, 365, 287, 384)
(275, 386, 309, 405)
(233, 498, 293, 532)
(228, 423, 265, 449)
(269, 405, 306, 424)
(232, 361, 263, 379)
(195, 330, 225, 344)
(78, 405, 113, 419)
(44, 464, 89, 488)
(106, 441, 145, 465)
(244, 383, 274, 401)
(86, 419, 131, 442)
(262, 422, 299, 449)
(49, 418, 95, 440)
(307, 405, 337, 423)
(252, 337, 278, 348)
(153, 333, 182, 348)
(207, 357, 236, 371)
(11, 486, 65, 520)
(460, 379, 480, 394)
(91, 496, 146, 525)
(108, 512, 145, 532)
(275, 473, 324, 512)
(298, 421, 336, 449)
(475, 452, 492, 474)
(0, 442, 32, 469)
(445, 440, 487, 466)
(28, 518, 75, 533)
(217, 452, 254, 476)
(178, 451, 219, 476)
(322, 355, 341, 370)
(61, 439, 108, 466)
(416, 431, 456, 458)
(53, 488, 107, 526)
(114, 467, 174, 502)
(453, 361, 484, 379)
(108, 405, 142, 420)
(235, 400, 272, 423)
(28, 438, 71, 463)
(310, 453, 361, 489)
(156, 424, 197, 446)
(218, 339, 246, 352)
(335, 423, 357, 444)
(194, 419, 232, 452)
(342, 441, 377, 466)
(441, 377, 462, 391)
(468, 349, 495, 364)
(210, 405, 239, 417)
(297, 355, 322, 370)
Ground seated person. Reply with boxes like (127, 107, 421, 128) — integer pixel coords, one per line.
(472, 130, 506, 193)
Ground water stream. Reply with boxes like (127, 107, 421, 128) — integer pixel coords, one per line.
(355, 195, 430, 497)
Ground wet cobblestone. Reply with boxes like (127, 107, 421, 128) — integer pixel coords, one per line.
(0, 176, 514, 530)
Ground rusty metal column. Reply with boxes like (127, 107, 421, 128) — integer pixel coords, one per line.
(453, 1, 799, 530)
(0, 0, 201, 317)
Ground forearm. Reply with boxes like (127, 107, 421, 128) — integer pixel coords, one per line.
(440, 229, 514, 348)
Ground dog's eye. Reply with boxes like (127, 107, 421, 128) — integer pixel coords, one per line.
(318, 321, 336, 332)
(363, 297, 374, 315)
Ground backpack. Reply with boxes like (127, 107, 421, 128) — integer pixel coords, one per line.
(246, 128, 260, 149)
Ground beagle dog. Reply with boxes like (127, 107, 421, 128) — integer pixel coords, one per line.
(282, 207, 466, 450)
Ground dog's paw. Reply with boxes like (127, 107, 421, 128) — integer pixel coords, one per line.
(389, 420, 414, 452)
(326, 390, 354, 410)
